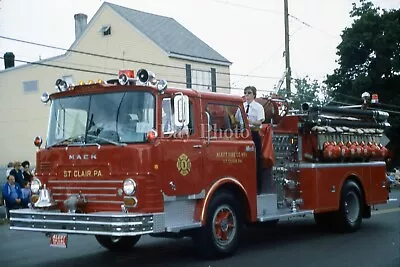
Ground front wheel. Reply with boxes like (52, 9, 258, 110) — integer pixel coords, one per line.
(95, 235, 141, 252)
(333, 180, 363, 233)
(192, 191, 243, 259)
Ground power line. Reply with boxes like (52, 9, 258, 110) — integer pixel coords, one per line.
(0, 56, 249, 90)
(212, 0, 281, 15)
(0, 50, 212, 80)
(231, 21, 304, 88)
(1, 57, 116, 76)
(212, 0, 340, 40)
(244, 25, 304, 78)
(0, 35, 280, 80)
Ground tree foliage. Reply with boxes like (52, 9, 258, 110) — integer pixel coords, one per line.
(278, 76, 332, 109)
(325, 0, 400, 166)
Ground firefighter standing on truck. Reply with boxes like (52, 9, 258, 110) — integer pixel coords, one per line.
(242, 86, 265, 193)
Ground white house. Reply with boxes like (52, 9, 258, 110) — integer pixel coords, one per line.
(0, 2, 232, 165)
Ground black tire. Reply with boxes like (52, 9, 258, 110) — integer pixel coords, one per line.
(95, 235, 141, 252)
(192, 190, 243, 259)
(333, 180, 363, 233)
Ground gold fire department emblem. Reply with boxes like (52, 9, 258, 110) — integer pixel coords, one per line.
(176, 153, 191, 176)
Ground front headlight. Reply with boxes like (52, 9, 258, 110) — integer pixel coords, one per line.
(31, 177, 42, 194)
(123, 178, 137, 195)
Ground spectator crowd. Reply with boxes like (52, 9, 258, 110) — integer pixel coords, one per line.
(2, 161, 34, 219)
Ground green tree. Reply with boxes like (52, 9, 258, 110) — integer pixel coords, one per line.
(278, 76, 332, 109)
(325, 0, 400, 166)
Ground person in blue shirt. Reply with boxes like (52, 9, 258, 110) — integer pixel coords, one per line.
(21, 180, 31, 208)
(2, 174, 22, 218)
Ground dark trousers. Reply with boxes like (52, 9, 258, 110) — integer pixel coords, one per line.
(5, 203, 22, 219)
(251, 130, 262, 194)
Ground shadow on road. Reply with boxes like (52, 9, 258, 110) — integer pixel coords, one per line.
(32, 217, 394, 267)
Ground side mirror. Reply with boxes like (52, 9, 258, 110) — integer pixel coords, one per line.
(173, 94, 189, 127)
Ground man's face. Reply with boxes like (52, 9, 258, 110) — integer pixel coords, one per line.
(8, 175, 15, 185)
(14, 162, 21, 170)
(244, 89, 255, 102)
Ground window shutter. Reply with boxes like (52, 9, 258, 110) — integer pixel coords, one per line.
(211, 68, 216, 92)
(186, 64, 192, 88)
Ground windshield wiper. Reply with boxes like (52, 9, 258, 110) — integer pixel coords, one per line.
(49, 135, 85, 148)
(86, 134, 126, 146)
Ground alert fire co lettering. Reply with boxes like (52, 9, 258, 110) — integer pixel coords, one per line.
(216, 151, 247, 164)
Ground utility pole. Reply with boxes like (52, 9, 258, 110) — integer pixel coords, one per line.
(284, 0, 291, 98)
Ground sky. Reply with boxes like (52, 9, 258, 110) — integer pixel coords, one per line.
(0, 0, 399, 96)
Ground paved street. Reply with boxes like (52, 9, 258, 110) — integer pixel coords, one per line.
(0, 190, 399, 267)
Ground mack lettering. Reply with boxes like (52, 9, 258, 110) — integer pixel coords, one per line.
(69, 154, 97, 160)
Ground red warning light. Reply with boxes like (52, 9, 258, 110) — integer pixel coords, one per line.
(118, 70, 135, 79)
(371, 94, 379, 104)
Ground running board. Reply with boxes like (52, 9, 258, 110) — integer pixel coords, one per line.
(257, 210, 314, 222)
(256, 193, 313, 222)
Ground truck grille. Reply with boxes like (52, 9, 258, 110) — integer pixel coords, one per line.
(48, 179, 122, 208)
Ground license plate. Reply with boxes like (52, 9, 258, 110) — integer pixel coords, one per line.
(49, 233, 68, 248)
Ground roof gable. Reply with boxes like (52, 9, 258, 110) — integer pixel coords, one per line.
(106, 2, 231, 65)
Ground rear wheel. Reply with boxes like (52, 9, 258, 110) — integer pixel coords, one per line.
(192, 191, 243, 259)
(333, 180, 363, 232)
(95, 235, 141, 252)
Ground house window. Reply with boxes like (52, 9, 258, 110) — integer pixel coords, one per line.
(23, 80, 38, 93)
(192, 69, 211, 91)
(99, 25, 111, 36)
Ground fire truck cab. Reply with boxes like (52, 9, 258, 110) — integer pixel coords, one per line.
(9, 69, 391, 259)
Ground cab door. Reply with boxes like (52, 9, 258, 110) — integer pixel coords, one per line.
(159, 96, 204, 197)
(201, 101, 256, 192)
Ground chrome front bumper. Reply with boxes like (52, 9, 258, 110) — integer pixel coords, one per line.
(9, 209, 165, 236)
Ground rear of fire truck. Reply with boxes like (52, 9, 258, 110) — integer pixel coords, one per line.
(9, 69, 172, 250)
(259, 94, 391, 233)
(300, 100, 391, 231)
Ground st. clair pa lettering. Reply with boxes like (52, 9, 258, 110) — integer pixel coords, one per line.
(64, 169, 103, 178)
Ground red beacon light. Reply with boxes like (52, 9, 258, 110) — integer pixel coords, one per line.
(147, 129, 158, 142)
(118, 70, 135, 85)
(33, 136, 43, 148)
(371, 94, 379, 104)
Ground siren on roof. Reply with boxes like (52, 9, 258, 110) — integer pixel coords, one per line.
(55, 79, 69, 92)
(118, 70, 135, 85)
(137, 69, 156, 85)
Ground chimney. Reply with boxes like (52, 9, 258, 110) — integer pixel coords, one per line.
(4, 52, 15, 69)
(74, 13, 88, 40)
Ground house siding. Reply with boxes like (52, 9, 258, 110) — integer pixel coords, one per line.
(0, 5, 231, 164)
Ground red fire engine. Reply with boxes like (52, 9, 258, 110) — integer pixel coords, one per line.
(10, 69, 391, 259)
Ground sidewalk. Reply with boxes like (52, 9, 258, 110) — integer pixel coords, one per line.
(0, 204, 6, 220)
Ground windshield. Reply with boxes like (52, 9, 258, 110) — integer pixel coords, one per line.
(46, 91, 155, 147)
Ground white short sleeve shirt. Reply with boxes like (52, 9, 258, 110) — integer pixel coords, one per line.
(244, 101, 265, 129)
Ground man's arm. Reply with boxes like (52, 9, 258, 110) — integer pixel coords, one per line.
(2, 185, 16, 205)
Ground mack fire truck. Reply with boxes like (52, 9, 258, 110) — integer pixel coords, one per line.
(9, 69, 391, 259)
